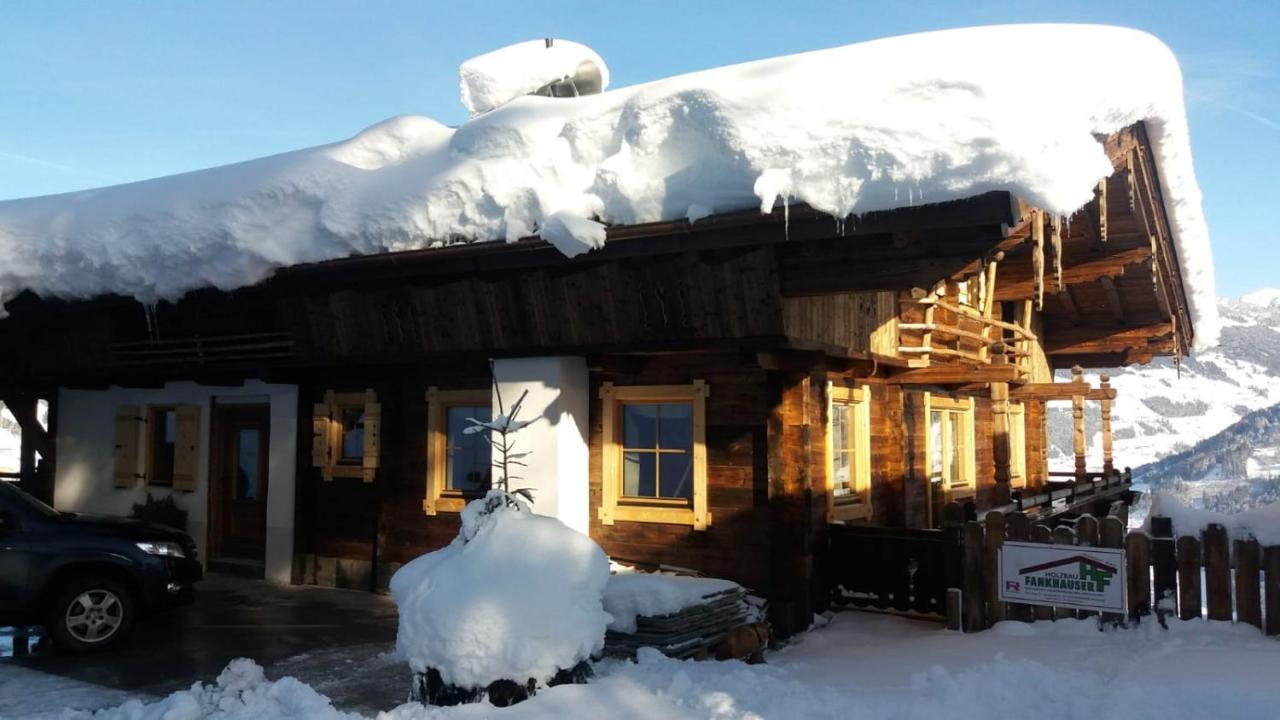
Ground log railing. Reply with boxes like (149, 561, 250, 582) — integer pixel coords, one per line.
(898, 292, 1036, 368)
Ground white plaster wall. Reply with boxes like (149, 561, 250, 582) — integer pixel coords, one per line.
(54, 381, 298, 583)
(492, 357, 590, 534)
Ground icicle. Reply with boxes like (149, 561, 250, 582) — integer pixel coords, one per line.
(142, 302, 158, 340)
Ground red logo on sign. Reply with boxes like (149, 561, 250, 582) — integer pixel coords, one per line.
(1005, 581, 1021, 592)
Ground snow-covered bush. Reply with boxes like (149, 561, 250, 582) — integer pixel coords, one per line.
(389, 491, 611, 701)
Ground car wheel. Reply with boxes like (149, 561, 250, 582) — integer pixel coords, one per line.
(48, 576, 136, 652)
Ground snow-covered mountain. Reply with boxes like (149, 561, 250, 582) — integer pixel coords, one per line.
(1053, 291, 1280, 492)
(1135, 402, 1280, 506)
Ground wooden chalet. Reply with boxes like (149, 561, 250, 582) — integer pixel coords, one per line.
(0, 122, 1194, 634)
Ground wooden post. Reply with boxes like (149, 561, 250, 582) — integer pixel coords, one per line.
(1030, 524, 1054, 620)
(1235, 538, 1262, 629)
(1071, 366, 1086, 484)
(1100, 517, 1125, 625)
(984, 511, 1006, 625)
(1264, 546, 1280, 636)
(992, 382, 1011, 505)
(1151, 517, 1177, 622)
(766, 372, 821, 638)
(962, 520, 986, 632)
(1100, 374, 1114, 476)
(1053, 525, 1078, 619)
(1203, 524, 1231, 622)
(1176, 536, 1201, 621)
(1076, 515, 1100, 618)
(1127, 532, 1151, 622)
(1005, 512, 1033, 622)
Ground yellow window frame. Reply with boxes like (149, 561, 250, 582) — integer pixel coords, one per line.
(423, 387, 492, 515)
(598, 381, 710, 530)
(826, 383, 872, 522)
(925, 393, 976, 498)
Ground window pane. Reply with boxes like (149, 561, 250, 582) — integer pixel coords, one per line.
(340, 407, 365, 461)
(622, 404, 658, 448)
(446, 406, 491, 492)
(929, 410, 943, 480)
(949, 411, 965, 486)
(622, 451, 656, 497)
(659, 452, 692, 500)
(151, 409, 176, 486)
(832, 404, 850, 455)
(657, 403, 692, 451)
(236, 428, 260, 500)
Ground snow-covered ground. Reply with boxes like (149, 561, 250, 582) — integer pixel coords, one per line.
(4, 612, 1277, 719)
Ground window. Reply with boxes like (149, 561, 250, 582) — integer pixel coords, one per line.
(147, 406, 178, 487)
(112, 404, 199, 491)
(598, 381, 709, 530)
(1008, 401, 1027, 488)
(312, 390, 381, 482)
(827, 384, 871, 521)
(926, 394, 975, 496)
(423, 388, 492, 514)
(338, 407, 365, 463)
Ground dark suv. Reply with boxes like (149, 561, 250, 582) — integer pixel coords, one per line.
(0, 481, 202, 652)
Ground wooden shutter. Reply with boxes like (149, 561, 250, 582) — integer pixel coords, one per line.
(171, 405, 201, 491)
(311, 402, 332, 471)
(361, 389, 381, 483)
(113, 405, 142, 488)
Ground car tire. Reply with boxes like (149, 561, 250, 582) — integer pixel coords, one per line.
(47, 576, 136, 653)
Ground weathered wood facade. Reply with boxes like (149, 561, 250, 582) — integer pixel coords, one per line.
(0, 123, 1192, 632)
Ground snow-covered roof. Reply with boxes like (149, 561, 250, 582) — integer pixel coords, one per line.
(0, 24, 1219, 347)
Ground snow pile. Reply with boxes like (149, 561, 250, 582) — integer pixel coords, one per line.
(603, 573, 742, 633)
(0, 25, 1217, 346)
(459, 39, 610, 116)
(388, 491, 611, 689)
(1146, 491, 1280, 544)
(40, 659, 361, 720)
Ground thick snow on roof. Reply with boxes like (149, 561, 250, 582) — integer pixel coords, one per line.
(0, 24, 1218, 347)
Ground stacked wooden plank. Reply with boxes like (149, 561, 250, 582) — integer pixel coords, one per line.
(603, 587, 754, 659)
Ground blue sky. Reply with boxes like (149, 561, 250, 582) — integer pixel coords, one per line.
(1, 0, 1276, 297)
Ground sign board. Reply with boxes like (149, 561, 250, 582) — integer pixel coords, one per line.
(998, 541, 1125, 613)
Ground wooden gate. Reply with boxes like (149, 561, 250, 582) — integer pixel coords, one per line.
(825, 524, 952, 618)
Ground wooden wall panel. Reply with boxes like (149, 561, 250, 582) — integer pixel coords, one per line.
(869, 382, 907, 527)
(588, 354, 774, 592)
(782, 291, 897, 355)
(902, 390, 931, 528)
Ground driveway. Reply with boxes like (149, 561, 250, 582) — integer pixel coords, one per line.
(2, 573, 408, 715)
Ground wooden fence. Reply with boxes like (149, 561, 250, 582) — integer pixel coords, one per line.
(950, 509, 1280, 635)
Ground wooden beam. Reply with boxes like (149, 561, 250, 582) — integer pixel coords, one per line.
(1058, 286, 1080, 325)
(1099, 276, 1125, 323)
(1044, 323, 1173, 355)
(1011, 382, 1115, 402)
(995, 244, 1153, 300)
(885, 363, 1021, 385)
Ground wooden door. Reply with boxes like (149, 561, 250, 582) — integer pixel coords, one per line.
(211, 404, 270, 562)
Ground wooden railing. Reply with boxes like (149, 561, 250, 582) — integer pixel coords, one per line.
(998, 468, 1133, 519)
(898, 292, 1036, 367)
